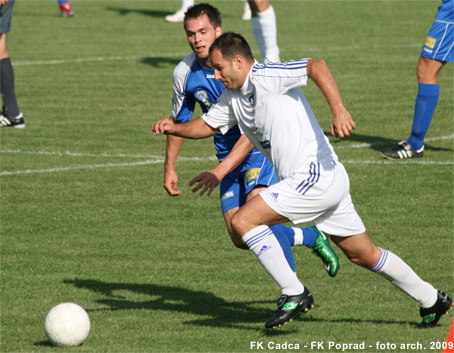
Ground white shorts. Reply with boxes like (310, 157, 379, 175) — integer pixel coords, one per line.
(260, 161, 366, 237)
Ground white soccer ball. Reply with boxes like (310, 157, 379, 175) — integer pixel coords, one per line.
(44, 303, 90, 347)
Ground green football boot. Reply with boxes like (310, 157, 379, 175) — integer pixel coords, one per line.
(311, 226, 339, 277)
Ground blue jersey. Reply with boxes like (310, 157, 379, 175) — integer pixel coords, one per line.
(171, 52, 243, 161)
(170, 53, 278, 212)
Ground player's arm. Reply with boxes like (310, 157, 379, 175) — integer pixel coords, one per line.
(164, 118, 185, 196)
(153, 116, 218, 139)
(189, 134, 254, 196)
(306, 59, 356, 138)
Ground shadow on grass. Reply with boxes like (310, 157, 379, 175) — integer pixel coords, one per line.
(63, 278, 416, 334)
(140, 57, 182, 68)
(106, 7, 171, 19)
(64, 278, 276, 331)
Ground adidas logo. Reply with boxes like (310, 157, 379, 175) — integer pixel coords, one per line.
(258, 245, 271, 256)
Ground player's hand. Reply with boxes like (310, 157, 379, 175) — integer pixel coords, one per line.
(0, 0, 9, 6)
(330, 107, 356, 138)
(153, 118, 176, 136)
(163, 169, 182, 196)
(188, 170, 222, 197)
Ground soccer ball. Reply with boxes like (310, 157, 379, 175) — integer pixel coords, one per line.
(44, 303, 90, 347)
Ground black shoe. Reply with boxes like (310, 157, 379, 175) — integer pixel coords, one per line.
(0, 113, 25, 128)
(380, 141, 423, 160)
(418, 290, 452, 328)
(265, 287, 314, 329)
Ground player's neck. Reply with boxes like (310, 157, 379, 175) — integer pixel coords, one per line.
(198, 57, 212, 69)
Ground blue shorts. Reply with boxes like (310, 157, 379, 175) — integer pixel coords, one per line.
(0, 0, 14, 34)
(220, 152, 278, 213)
(421, 20, 454, 62)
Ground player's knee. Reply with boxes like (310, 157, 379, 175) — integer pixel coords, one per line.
(345, 248, 381, 269)
(230, 212, 250, 238)
(228, 229, 248, 249)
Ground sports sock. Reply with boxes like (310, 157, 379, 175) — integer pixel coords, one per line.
(407, 83, 440, 151)
(0, 57, 20, 118)
(242, 225, 304, 296)
(269, 224, 295, 271)
(251, 6, 280, 63)
(292, 226, 318, 248)
(370, 248, 438, 308)
(182, 0, 194, 11)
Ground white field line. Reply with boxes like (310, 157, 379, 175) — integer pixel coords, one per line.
(1, 135, 453, 176)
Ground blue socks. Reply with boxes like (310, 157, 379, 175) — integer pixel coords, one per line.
(270, 224, 295, 271)
(269, 224, 320, 272)
(407, 83, 440, 151)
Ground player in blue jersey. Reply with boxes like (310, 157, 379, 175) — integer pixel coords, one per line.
(58, 0, 73, 17)
(163, 3, 339, 278)
(381, 0, 453, 159)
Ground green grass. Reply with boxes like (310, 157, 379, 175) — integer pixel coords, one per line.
(1, 1, 453, 352)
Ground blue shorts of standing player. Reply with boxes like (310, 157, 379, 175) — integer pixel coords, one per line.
(421, 0, 454, 62)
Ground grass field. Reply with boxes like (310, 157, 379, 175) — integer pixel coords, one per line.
(1, 0, 453, 352)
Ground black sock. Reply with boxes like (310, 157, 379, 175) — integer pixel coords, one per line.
(1, 57, 20, 118)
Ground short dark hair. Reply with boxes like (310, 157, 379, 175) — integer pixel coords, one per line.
(209, 32, 254, 62)
(184, 3, 222, 30)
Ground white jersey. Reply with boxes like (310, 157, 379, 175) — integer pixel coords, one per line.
(202, 59, 338, 180)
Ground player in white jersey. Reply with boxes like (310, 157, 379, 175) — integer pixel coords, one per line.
(153, 32, 452, 329)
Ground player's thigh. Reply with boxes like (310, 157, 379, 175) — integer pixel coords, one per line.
(246, 185, 267, 202)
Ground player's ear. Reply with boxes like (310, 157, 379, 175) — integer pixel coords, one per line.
(233, 54, 243, 68)
(215, 26, 222, 38)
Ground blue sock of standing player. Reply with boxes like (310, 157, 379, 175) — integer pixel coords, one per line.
(406, 83, 440, 151)
(58, 0, 69, 4)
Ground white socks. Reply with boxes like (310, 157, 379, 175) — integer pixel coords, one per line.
(243, 225, 304, 295)
(251, 5, 280, 63)
(371, 248, 438, 308)
(182, 0, 194, 11)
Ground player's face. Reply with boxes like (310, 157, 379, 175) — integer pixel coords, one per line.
(184, 15, 221, 63)
(210, 49, 244, 90)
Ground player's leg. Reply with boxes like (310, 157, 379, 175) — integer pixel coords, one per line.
(58, 0, 74, 17)
(220, 171, 297, 273)
(232, 190, 314, 328)
(165, 0, 194, 23)
(331, 232, 452, 327)
(248, 0, 280, 63)
(0, 2, 24, 129)
(242, 0, 252, 21)
(381, 19, 453, 159)
(243, 157, 338, 276)
(405, 57, 445, 151)
(321, 164, 452, 327)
